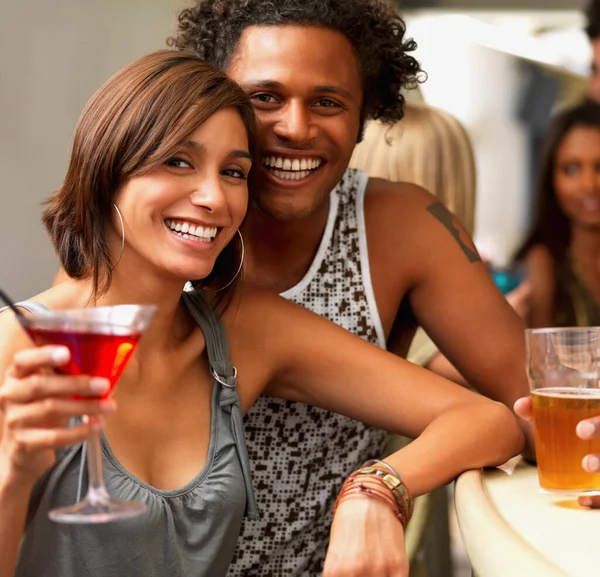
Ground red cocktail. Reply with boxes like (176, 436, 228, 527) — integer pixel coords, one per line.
(21, 304, 156, 523)
(26, 328, 141, 400)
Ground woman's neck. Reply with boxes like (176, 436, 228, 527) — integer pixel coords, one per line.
(91, 268, 194, 354)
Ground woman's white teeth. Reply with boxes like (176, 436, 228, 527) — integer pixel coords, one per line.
(165, 220, 217, 242)
(262, 155, 323, 179)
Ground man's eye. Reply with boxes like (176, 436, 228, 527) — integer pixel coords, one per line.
(315, 98, 339, 108)
(166, 157, 192, 169)
(252, 93, 277, 104)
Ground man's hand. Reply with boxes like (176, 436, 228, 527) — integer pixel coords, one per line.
(514, 396, 600, 507)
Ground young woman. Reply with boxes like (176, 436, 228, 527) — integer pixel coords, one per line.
(517, 100, 600, 328)
(0, 50, 523, 577)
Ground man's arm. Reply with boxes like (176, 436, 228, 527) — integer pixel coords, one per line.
(365, 181, 534, 454)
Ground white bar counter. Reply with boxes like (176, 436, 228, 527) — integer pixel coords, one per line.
(454, 458, 600, 577)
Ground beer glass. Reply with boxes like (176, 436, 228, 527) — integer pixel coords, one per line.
(526, 327, 600, 493)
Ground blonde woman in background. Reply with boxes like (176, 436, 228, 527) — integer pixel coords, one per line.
(351, 103, 476, 384)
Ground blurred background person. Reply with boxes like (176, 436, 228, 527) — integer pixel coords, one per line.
(516, 100, 600, 328)
(586, 0, 600, 103)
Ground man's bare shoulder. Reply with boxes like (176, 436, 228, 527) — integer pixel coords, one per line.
(363, 178, 450, 241)
(365, 178, 437, 215)
(362, 177, 482, 281)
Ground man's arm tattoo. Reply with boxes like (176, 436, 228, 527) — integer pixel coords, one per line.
(426, 202, 481, 263)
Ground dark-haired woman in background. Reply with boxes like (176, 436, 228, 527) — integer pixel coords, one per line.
(517, 100, 600, 327)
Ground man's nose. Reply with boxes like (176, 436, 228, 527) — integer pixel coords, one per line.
(273, 101, 316, 143)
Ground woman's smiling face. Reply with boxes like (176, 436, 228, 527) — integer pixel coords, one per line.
(553, 124, 600, 228)
(113, 107, 252, 284)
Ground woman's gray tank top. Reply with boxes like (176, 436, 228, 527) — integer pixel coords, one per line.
(11, 291, 258, 577)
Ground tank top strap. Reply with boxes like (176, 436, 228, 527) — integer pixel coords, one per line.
(181, 290, 259, 520)
(0, 301, 49, 315)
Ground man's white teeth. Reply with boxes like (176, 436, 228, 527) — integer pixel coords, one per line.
(262, 156, 322, 174)
(271, 169, 312, 181)
(165, 220, 217, 242)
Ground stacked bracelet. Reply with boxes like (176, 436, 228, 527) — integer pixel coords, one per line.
(333, 460, 414, 529)
(359, 460, 414, 521)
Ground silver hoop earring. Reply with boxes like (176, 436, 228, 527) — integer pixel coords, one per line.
(111, 202, 125, 270)
(203, 229, 244, 292)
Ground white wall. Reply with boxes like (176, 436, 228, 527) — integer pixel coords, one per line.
(0, 0, 188, 299)
(407, 16, 532, 263)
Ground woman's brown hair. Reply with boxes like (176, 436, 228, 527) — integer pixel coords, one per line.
(43, 49, 257, 306)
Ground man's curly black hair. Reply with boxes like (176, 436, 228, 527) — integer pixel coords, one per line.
(168, 0, 424, 129)
(586, 0, 600, 40)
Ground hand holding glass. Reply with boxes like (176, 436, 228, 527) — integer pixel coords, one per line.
(526, 328, 600, 493)
(21, 304, 155, 523)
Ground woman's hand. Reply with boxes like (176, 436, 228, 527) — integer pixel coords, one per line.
(514, 396, 600, 507)
(0, 345, 115, 490)
(323, 496, 408, 577)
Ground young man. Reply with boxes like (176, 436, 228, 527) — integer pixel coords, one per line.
(172, 1, 532, 574)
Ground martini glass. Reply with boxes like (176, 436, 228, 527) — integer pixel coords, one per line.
(5, 299, 156, 523)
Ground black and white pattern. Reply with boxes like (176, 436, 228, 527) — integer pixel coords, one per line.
(228, 169, 388, 576)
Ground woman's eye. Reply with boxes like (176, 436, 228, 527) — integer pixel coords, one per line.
(222, 168, 247, 180)
(166, 157, 192, 169)
(562, 163, 580, 176)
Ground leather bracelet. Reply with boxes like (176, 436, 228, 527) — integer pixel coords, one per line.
(352, 463, 414, 522)
(350, 473, 411, 523)
(334, 482, 407, 527)
(359, 461, 413, 516)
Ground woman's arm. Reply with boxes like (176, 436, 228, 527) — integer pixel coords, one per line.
(235, 289, 524, 497)
(229, 288, 524, 577)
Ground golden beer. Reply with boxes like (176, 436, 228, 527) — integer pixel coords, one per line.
(533, 388, 600, 492)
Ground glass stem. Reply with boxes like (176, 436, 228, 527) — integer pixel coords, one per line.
(85, 420, 109, 506)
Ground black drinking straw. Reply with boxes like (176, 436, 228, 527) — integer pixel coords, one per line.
(0, 288, 30, 329)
